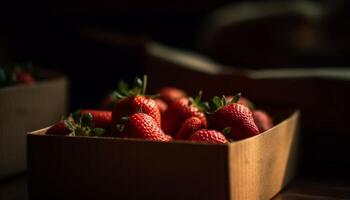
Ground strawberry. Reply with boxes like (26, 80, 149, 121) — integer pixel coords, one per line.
(100, 81, 129, 110)
(100, 94, 115, 110)
(15, 71, 35, 84)
(113, 96, 161, 127)
(207, 93, 260, 140)
(161, 92, 207, 136)
(158, 87, 187, 104)
(1, 64, 35, 87)
(253, 110, 273, 133)
(226, 95, 254, 110)
(122, 113, 172, 142)
(175, 117, 206, 140)
(81, 110, 112, 128)
(154, 98, 168, 115)
(46, 122, 71, 136)
(111, 76, 161, 133)
(189, 129, 228, 144)
(46, 110, 105, 136)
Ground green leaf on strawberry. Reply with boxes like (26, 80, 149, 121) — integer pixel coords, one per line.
(189, 90, 207, 112)
(222, 127, 232, 136)
(72, 109, 82, 123)
(81, 113, 93, 127)
(112, 75, 156, 100)
(206, 92, 242, 114)
(118, 80, 130, 96)
(63, 110, 105, 137)
(231, 93, 241, 103)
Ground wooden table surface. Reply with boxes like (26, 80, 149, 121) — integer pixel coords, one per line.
(1, 174, 349, 200)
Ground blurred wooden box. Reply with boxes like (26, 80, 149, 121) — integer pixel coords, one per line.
(27, 110, 299, 200)
(144, 43, 350, 168)
(0, 75, 68, 179)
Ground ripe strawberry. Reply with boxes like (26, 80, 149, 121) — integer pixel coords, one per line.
(253, 110, 273, 133)
(158, 87, 187, 104)
(175, 117, 206, 140)
(154, 98, 168, 115)
(81, 110, 112, 128)
(1, 64, 36, 87)
(189, 129, 228, 144)
(100, 94, 115, 110)
(207, 93, 260, 140)
(100, 81, 129, 110)
(122, 113, 172, 142)
(112, 76, 161, 132)
(46, 122, 71, 135)
(113, 96, 161, 127)
(15, 71, 35, 84)
(162, 92, 207, 136)
(46, 110, 105, 136)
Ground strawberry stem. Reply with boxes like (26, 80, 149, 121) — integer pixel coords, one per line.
(142, 75, 147, 95)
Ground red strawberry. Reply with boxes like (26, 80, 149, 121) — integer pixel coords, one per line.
(253, 110, 273, 133)
(47, 110, 106, 137)
(175, 117, 206, 140)
(189, 129, 228, 144)
(100, 81, 129, 110)
(208, 94, 260, 140)
(81, 110, 112, 128)
(100, 95, 114, 110)
(123, 113, 172, 142)
(162, 92, 207, 136)
(158, 87, 187, 104)
(113, 95, 161, 127)
(46, 122, 71, 135)
(154, 98, 168, 115)
(15, 71, 35, 84)
(111, 76, 161, 133)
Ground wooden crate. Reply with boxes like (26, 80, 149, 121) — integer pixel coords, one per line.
(0, 76, 68, 179)
(27, 111, 299, 200)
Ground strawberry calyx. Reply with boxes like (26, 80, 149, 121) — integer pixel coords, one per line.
(205, 93, 241, 114)
(63, 110, 105, 136)
(117, 75, 147, 99)
(188, 90, 207, 112)
(111, 75, 159, 101)
(222, 127, 231, 137)
(222, 127, 235, 142)
(116, 116, 129, 133)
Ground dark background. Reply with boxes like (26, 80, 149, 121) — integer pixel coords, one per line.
(0, 0, 228, 109)
(2, 0, 350, 109)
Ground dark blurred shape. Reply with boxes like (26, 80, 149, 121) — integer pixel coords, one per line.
(198, 1, 350, 68)
(323, 1, 350, 63)
(0, 0, 230, 109)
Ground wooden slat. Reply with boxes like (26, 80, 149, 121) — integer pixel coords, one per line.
(0, 77, 68, 179)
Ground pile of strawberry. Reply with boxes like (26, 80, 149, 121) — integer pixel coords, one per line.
(47, 75, 273, 144)
(0, 63, 36, 87)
